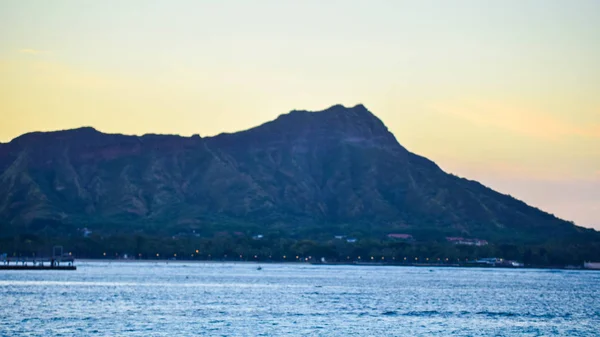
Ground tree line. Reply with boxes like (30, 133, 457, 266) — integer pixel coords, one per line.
(2, 231, 599, 267)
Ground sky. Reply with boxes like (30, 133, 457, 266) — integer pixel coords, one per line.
(0, 0, 599, 229)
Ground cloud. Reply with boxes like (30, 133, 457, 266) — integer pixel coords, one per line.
(429, 100, 600, 141)
(18, 49, 48, 55)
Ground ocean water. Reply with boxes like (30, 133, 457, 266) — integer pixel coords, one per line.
(1, 262, 599, 336)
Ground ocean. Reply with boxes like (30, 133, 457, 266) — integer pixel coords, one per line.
(1, 262, 599, 336)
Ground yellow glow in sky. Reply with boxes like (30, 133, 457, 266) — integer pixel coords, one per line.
(1, 1, 599, 228)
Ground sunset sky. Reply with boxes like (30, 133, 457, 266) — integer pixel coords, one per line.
(1, 1, 599, 229)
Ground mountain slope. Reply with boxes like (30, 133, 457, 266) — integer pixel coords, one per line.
(0, 104, 594, 243)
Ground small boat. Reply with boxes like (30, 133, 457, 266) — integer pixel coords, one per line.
(257, 266, 262, 270)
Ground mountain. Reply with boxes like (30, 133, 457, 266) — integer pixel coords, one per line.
(0, 104, 595, 243)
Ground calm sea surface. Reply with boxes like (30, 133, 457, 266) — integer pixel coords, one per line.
(1, 262, 599, 336)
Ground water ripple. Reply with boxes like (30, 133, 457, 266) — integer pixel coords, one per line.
(1, 262, 598, 336)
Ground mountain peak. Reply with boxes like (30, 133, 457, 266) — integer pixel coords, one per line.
(283, 104, 380, 124)
(209, 104, 397, 152)
(322, 103, 364, 111)
(293, 103, 370, 115)
(325, 103, 368, 111)
(253, 104, 394, 146)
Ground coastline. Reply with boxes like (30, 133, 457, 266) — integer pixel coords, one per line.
(72, 259, 598, 271)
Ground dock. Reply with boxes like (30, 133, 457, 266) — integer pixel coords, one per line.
(1, 257, 77, 271)
(0, 265, 76, 271)
(1, 246, 77, 271)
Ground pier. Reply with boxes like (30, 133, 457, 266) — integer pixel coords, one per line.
(1, 245, 77, 271)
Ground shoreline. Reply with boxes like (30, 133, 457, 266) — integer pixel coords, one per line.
(73, 259, 598, 271)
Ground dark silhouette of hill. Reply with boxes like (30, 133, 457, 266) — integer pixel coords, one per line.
(0, 104, 595, 244)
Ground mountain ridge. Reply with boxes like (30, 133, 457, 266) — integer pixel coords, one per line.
(0, 104, 596, 244)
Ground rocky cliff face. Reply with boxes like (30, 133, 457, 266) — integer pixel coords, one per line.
(0, 104, 591, 242)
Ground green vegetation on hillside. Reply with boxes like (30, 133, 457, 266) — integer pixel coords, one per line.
(1, 105, 598, 263)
